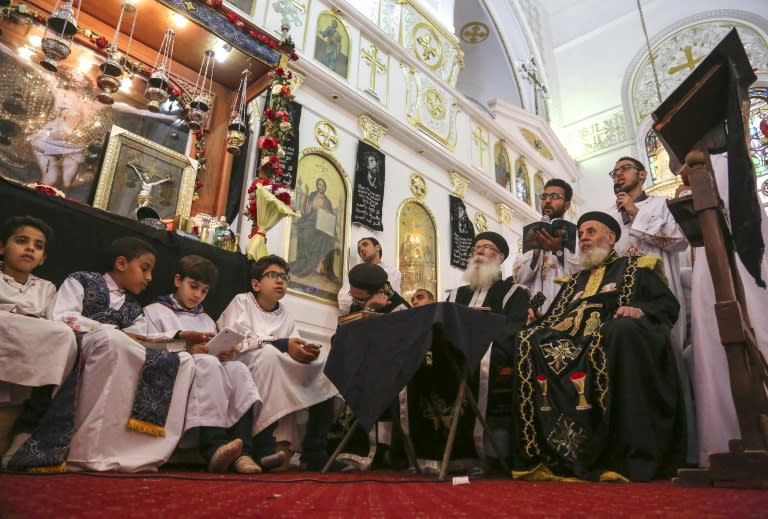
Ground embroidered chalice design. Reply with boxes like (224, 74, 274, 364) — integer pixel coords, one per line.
(536, 374, 551, 411)
(570, 371, 592, 411)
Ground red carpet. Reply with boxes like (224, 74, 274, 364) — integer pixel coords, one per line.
(1, 470, 766, 518)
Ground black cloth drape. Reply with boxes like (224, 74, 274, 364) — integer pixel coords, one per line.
(350, 141, 385, 231)
(225, 120, 250, 223)
(449, 195, 474, 269)
(0, 178, 250, 319)
(325, 302, 505, 431)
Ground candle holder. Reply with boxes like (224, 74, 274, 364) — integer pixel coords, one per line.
(96, 1, 138, 104)
(225, 68, 249, 155)
(145, 27, 175, 112)
(40, 0, 82, 72)
(187, 49, 215, 131)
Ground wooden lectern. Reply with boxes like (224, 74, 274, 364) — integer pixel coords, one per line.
(652, 29, 768, 488)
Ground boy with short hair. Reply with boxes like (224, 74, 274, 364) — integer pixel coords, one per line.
(410, 288, 435, 308)
(126, 255, 269, 474)
(33, 237, 196, 472)
(218, 255, 339, 470)
(0, 216, 78, 468)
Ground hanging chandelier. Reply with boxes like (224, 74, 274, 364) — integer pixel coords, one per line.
(145, 27, 176, 112)
(39, 0, 82, 72)
(96, 1, 138, 104)
(187, 49, 216, 131)
(226, 68, 249, 155)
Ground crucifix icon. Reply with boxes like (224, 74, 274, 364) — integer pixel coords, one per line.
(362, 44, 386, 92)
(667, 45, 703, 75)
(472, 126, 489, 168)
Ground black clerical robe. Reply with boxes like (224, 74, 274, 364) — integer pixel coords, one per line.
(403, 277, 529, 463)
(512, 251, 684, 481)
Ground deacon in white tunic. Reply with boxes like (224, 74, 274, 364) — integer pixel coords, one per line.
(0, 268, 77, 403)
(126, 298, 261, 434)
(512, 179, 580, 314)
(48, 272, 195, 472)
(606, 156, 694, 462)
(688, 153, 768, 467)
(218, 292, 338, 436)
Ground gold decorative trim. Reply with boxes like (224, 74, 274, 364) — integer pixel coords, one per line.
(314, 120, 339, 150)
(289, 69, 305, 93)
(459, 22, 489, 44)
(402, 66, 458, 151)
(449, 171, 469, 199)
(471, 123, 489, 171)
(474, 212, 488, 232)
(283, 147, 352, 306)
(496, 203, 514, 226)
(409, 173, 427, 199)
(395, 196, 440, 301)
(520, 128, 554, 160)
(358, 114, 388, 148)
(411, 22, 444, 70)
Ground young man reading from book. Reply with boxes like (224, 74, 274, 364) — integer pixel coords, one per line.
(125, 255, 274, 474)
(218, 255, 339, 471)
(0, 216, 78, 469)
(513, 179, 580, 315)
(10, 237, 196, 472)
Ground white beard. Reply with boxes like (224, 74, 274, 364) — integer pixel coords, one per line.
(464, 255, 502, 290)
(579, 245, 612, 270)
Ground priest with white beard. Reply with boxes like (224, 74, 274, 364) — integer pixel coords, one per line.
(509, 211, 685, 481)
(442, 231, 530, 462)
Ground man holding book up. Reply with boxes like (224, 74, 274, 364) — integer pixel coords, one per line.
(513, 179, 580, 315)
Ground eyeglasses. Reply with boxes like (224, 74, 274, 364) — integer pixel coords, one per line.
(472, 244, 500, 255)
(608, 164, 637, 179)
(349, 291, 374, 306)
(539, 193, 565, 201)
(261, 271, 290, 282)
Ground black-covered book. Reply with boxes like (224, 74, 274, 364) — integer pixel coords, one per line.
(522, 219, 577, 253)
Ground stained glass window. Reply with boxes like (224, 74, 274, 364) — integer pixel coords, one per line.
(748, 87, 768, 212)
(643, 128, 681, 198)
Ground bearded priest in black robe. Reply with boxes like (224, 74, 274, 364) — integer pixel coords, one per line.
(511, 212, 685, 482)
(404, 231, 529, 469)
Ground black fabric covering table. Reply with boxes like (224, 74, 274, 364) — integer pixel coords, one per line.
(0, 178, 250, 319)
(325, 302, 505, 431)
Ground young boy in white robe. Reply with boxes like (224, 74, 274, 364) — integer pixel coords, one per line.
(125, 255, 273, 474)
(0, 216, 78, 468)
(218, 255, 340, 471)
(45, 237, 195, 472)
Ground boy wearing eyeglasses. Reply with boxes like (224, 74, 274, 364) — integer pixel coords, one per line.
(512, 179, 580, 314)
(217, 255, 340, 471)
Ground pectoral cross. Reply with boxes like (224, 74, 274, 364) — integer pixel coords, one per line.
(472, 126, 489, 168)
(667, 45, 703, 75)
(362, 44, 386, 92)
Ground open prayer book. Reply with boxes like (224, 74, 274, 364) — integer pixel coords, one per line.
(206, 328, 245, 356)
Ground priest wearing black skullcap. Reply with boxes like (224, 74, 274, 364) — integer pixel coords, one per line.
(406, 231, 530, 465)
(509, 211, 685, 482)
(347, 263, 410, 314)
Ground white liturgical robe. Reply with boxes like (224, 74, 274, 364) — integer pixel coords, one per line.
(217, 292, 338, 435)
(48, 274, 194, 472)
(0, 268, 77, 404)
(690, 153, 768, 467)
(512, 245, 580, 314)
(127, 300, 261, 432)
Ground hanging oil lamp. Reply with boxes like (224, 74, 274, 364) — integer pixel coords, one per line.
(96, 1, 138, 104)
(187, 49, 215, 131)
(145, 27, 175, 112)
(225, 68, 249, 155)
(40, 0, 82, 72)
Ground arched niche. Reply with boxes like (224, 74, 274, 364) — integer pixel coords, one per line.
(494, 142, 511, 190)
(533, 171, 545, 213)
(514, 156, 531, 206)
(285, 148, 351, 305)
(396, 198, 439, 304)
